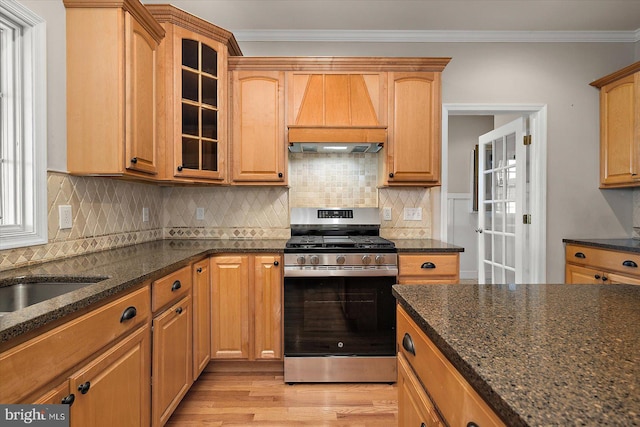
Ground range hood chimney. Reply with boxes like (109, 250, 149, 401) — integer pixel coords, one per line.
(288, 74, 386, 153)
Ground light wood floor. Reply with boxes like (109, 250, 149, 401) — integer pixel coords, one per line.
(167, 371, 398, 426)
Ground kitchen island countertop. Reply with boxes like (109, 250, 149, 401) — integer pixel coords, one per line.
(393, 283, 640, 426)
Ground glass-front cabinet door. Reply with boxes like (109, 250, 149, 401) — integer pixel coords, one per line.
(174, 31, 225, 180)
(173, 28, 226, 181)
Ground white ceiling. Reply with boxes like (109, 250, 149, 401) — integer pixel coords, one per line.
(144, 0, 640, 38)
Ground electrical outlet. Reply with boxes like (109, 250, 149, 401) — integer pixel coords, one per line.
(142, 207, 149, 223)
(403, 207, 422, 221)
(383, 207, 392, 221)
(196, 207, 205, 221)
(59, 205, 73, 229)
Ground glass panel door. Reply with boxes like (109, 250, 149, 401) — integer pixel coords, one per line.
(478, 117, 525, 284)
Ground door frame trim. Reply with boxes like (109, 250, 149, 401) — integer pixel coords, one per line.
(440, 104, 547, 283)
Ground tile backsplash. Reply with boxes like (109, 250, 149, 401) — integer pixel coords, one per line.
(1, 157, 435, 270)
(288, 153, 378, 207)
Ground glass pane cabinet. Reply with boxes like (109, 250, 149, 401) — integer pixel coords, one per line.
(147, 4, 237, 183)
(177, 37, 223, 179)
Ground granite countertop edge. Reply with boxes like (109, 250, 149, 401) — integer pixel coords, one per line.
(562, 237, 640, 253)
(0, 239, 289, 343)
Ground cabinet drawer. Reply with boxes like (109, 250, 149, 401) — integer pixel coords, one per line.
(152, 266, 192, 312)
(0, 285, 150, 403)
(399, 254, 459, 278)
(398, 352, 445, 427)
(565, 244, 640, 277)
(397, 306, 505, 427)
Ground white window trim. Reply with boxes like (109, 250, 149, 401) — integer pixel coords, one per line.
(0, 0, 47, 250)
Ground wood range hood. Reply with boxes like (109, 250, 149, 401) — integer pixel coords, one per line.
(288, 74, 386, 153)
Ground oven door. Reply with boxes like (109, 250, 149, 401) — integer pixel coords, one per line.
(284, 275, 396, 357)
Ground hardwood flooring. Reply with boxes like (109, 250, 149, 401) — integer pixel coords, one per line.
(167, 371, 398, 426)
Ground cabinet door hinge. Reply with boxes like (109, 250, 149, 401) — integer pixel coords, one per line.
(523, 135, 532, 146)
(523, 214, 531, 224)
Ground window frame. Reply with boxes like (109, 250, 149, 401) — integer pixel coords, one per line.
(0, 0, 47, 250)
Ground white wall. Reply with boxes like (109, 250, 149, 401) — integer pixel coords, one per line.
(20, 0, 638, 282)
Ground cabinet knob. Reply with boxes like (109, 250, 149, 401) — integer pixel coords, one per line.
(389, 172, 394, 178)
(402, 333, 416, 356)
(574, 252, 586, 259)
(171, 280, 181, 292)
(78, 381, 91, 395)
(602, 276, 608, 282)
(622, 260, 638, 268)
(467, 423, 480, 427)
(278, 172, 283, 178)
(177, 165, 183, 172)
(61, 394, 75, 406)
(176, 307, 183, 314)
(421, 262, 436, 269)
(120, 306, 137, 323)
(274, 261, 279, 266)
(197, 267, 203, 273)
(595, 274, 601, 280)
(130, 157, 138, 164)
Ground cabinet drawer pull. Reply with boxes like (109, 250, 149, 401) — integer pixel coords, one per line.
(421, 262, 436, 269)
(119, 306, 137, 323)
(467, 423, 480, 427)
(176, 307, 183, 315)
(78, 381, 91, 395)
(402, 333, 416, 356)
(61, 394, 75, 406)
(574, 252, 586, 259)
(171, 280, 181, 291)
(622, 260, 638, 268)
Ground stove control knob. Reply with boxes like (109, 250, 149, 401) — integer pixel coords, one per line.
(336, 255, 346, 265)
(296, 256, 306, 265)
(375, 255, 385, 265)
(362, 255, 372, 265)
(310, 255, 320, 265)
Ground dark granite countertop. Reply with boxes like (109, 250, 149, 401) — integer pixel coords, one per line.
(393, 283, 640, 426)
(392, 238, 464, 253)
(0, 239, 288, 343)
(563, 237, 640, 254)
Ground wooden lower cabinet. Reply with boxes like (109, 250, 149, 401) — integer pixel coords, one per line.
(398, 352, 444, 427)
(398, 252, 460, 284)
(397, 305, 505, 427)
(210, 253, 282, 361)
(192, 258, 211, 378)
(565, 243, 640, 285)
(70, 325, 151, 427)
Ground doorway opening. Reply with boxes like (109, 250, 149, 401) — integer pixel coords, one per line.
(438, 104, 547, 284)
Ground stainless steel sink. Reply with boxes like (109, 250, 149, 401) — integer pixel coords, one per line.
(0, 276, 108, 313)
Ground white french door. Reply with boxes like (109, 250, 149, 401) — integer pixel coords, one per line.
(477, 117, 528, 284)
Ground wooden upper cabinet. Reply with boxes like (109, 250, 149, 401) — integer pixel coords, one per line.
(64, 0, 164, 179)
(148, 5, 242, 183)
(385, 72, 442, 186)
(591, 62, 640, 188)
(230, 70, 287, 184)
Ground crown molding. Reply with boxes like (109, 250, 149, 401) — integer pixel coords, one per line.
(234, 29, 639, 43)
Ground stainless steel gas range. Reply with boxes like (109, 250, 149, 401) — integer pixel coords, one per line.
(283, 207, 398, 383)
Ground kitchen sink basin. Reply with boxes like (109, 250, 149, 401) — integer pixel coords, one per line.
(0, 276, 108, 313)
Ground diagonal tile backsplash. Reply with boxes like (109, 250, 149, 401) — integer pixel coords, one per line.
(1, 159, 436, 271)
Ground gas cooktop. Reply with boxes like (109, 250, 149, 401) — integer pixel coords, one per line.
(285, 235, 395, 250)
